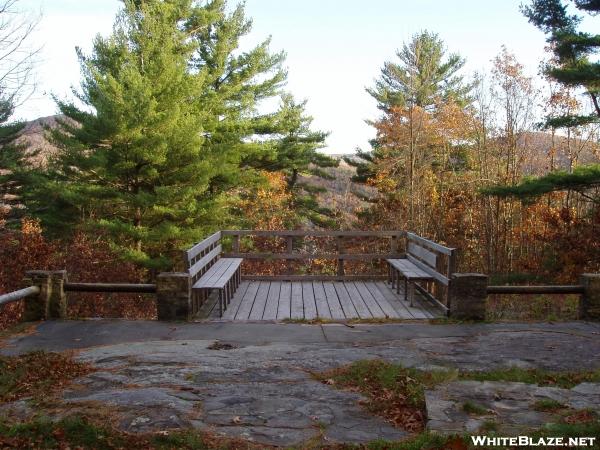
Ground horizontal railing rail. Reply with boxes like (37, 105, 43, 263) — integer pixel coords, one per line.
(221, 230, 406, 237)
(0, 286, 41, 306)
(220, 229, 407, 281)
(221, 252, 404, 260)
(64, 283, 157, 294)
(486, 285, 585, 295)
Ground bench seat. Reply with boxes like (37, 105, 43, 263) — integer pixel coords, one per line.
(193, 258, 243, 290)
(386, 258, 434, 306)
(191, 257, 243, 316)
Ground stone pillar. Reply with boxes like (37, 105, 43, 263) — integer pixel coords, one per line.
(580, 274, 600, 320)
(22, 270, 52, 321)
(48, 270, 68, 319)
(156, 272, 191, 321)
(448, 273, 488, 320)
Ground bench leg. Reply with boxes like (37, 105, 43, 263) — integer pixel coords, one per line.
(218, 289, 223, 317)
(408, 282, 415, 307)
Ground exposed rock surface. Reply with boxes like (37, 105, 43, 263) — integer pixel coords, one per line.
(2, 321, 599, 446)
(426, 381, 600, 435)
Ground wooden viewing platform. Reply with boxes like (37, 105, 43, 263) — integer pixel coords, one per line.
(2, 229, 598, 324)
(207, 280, 443, 321)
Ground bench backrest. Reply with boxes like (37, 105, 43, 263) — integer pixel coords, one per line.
(406, 233, 456, 286)
(184, 231, 222, 285)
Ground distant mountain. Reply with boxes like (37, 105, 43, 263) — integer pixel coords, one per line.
(13, 115, 63, 166)
(4, 116, 598, 224)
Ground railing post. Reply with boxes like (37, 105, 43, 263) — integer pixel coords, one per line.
(390, 234, 398, 255)
(286, 235, 294, 276)
(22, 270, 52, 321)
(156, 272, 191, 321)
(580, 274, 600, 320)
(232, 234, 240, 253)
(337, 236, 345, 277)
(448, 273, 488, 320)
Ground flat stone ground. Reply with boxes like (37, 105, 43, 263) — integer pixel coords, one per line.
(2, 321, 600, 446)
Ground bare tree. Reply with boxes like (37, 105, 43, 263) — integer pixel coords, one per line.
(0, 0, 40, 119)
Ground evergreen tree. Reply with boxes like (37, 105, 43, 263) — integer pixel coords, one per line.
(187, 0, 336, 226)
(347, 31, 473, 183)
(366, 30, 473, 112)
(17, 0, 334, 269)
(42, 0, 212, 269)
(248, 95, 337, 227)
(0, 97, 27, 220)
(347, 32, 473, 229)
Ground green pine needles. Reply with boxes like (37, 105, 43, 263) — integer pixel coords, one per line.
(20, 0, 332, 270)
(482, 164, 600, 201)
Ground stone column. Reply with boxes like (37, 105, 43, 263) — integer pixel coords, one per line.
(22, 270, 52, 321)
(48, 270, 68, 319)
(448, 273, 488, 320)
(580, 274, 600, 320)
(156, 272, 191, 321)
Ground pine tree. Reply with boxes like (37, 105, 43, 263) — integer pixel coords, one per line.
(347, 32, 474, 229)
(248, 95, 338, 227)
(366, 30, 473, 112)
(187, 1, 336, 227)
(0, 97, 27, 221)
(347, 31, 473, 183)
(18, 0, 334, 268)
(43, 0, 213, 269)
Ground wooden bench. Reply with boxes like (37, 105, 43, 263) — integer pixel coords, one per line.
(386, 233, 456, 308)
(184, 232, 243, 317)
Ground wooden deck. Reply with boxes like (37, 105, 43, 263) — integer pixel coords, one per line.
(203, 280, 444, 321)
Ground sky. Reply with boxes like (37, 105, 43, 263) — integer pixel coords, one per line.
(16, 0, 556, 153)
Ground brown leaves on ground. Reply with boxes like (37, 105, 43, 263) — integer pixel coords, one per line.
(0, 351, 95, 403)
(316, 360, 431, 433)
(564, 409, 598, 425)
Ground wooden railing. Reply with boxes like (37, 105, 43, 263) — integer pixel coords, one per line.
(220, 230, 406, 281)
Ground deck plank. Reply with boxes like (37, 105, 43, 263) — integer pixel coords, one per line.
(277, 282, 292, 320)
(323, 282, 345, 319)
(333, 282, 359, 319)
(312, 282, 332, 319)
(302, 282, 318, 320)
(354, 281, 386, 318)
(234, 281, 261, 320)
(363, 281, 400, 319)
(221, 281, 250, 320)
(343, 282, 372, 319)
(290, 282, 304, 319)
(249, 281, 270, 320)
(374, 281, 415, 319)
(263, 281, 281, 320)
(377, 281, 429, 319)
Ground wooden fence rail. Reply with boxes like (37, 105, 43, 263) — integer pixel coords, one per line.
(64, 283, 157, 293)
(486, 285, 585, 295)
